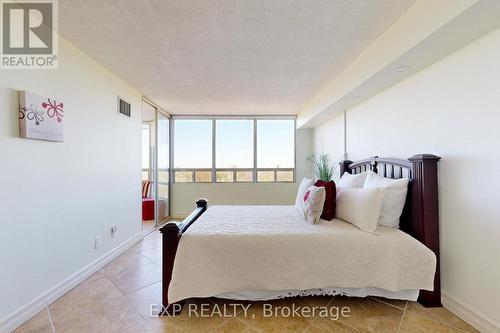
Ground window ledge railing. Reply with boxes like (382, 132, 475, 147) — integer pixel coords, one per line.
(172, 168, 294, 183)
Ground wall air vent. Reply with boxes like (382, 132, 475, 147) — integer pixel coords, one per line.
(118, 97, 131, 117)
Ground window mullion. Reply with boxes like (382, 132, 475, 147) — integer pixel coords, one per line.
(253, 118, 257, 182)
(212, 119, 216, 183)
(294, 118, 297, 182)
(169, 118, 174, 185)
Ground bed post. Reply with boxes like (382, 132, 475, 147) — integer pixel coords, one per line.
(159, 221, 182, 315)
(160, 199, 208, 315)
(370, 156, 379, 173)
(339, 160, 353, 176)
(408, 154, 442, 307)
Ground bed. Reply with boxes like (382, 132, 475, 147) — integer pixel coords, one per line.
(159, 154, 442, 314)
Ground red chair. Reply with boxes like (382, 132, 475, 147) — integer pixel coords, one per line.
(142, 181, 154, 221)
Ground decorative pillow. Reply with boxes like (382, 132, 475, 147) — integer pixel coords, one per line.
(338, 171, 373, 188)
(302, 186, 326, 224)
(335, 188, 384, 233)
(363, 173, 409, 228)
(295, 178, 314, 212)
(314, 180, 336, 220)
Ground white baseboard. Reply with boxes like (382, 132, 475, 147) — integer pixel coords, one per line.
(442, 292, 500, 333)
(0, 232, 143, 333)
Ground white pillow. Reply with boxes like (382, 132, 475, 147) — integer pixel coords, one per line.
(335, 188, 384, 233)
(363, 173, 409, 228)
(295, 178, 314, 212)
(338, 171, 372, 188)
(302, 186, 326, 224)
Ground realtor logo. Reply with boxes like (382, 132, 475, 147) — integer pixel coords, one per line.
(1, 0, 58, 69)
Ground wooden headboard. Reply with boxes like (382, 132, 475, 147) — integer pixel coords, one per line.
(339, 154, 441, 307)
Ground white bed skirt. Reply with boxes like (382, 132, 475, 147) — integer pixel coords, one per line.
(216, 287, 419, 302)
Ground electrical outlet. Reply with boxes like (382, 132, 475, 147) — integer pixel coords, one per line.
(110, 226, 117, 238)
(95, 236, 101, 249)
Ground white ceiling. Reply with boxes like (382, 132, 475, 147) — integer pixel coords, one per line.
(59, 0, 414, 115)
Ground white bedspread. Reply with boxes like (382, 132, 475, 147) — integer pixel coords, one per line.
(169, 205, 436, 303)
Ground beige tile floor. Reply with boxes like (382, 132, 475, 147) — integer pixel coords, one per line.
(142, 220, 156, 236)
(15, 231, 478, 333)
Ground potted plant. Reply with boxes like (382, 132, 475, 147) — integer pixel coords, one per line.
(307, 152, 337, 181)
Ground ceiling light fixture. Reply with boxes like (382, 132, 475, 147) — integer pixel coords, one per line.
(395, 65, 410, 72)
(351, 96, 362, 100)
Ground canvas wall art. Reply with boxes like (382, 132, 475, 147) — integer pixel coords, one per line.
(19, 91, 64, 142)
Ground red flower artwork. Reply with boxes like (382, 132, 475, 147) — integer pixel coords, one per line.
(42, 98, 64, 122)
(19, 107, 26, 119)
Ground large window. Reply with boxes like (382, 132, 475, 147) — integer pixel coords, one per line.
(216, 120, 253, 168)
(257, 119, 294, 168)
(174, 119, 212, 182)
(256, 119, 295, 182)
(173, 117, 295, 183)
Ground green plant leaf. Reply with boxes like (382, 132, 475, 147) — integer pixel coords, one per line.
(306, 152, 338, 181)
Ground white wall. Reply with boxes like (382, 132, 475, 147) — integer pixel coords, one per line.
(313, 27, 500, 329)
(172, 129, 313, 216)
(0, 38, 142, 325)
(313, 113, 344, 181)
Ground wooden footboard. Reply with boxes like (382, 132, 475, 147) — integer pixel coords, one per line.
(159, 199, 207, 315)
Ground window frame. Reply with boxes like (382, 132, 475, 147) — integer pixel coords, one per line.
(142, 122, 152, 181)
(172, 115, 296, 183)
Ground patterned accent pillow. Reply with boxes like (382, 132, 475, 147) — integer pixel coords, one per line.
(295, 178, 314, 212)
(302, 186, 326, 224)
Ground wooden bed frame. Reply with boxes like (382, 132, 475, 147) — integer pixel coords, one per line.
(159, 154, 441, 314)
